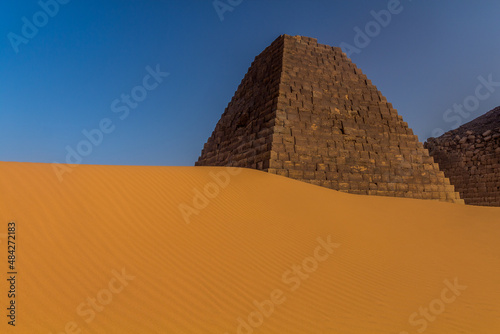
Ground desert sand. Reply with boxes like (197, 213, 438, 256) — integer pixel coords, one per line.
(0, 161, 499, 333)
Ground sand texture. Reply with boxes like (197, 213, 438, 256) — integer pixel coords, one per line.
(0, 161, 499, 333)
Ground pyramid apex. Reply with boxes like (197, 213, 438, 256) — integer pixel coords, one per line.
(280, 34, 318, 44)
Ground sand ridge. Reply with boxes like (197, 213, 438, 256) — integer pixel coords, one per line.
(0, 161, 499, 333)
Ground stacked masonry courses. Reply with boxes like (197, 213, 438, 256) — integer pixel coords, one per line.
(425, 106, 500, 206)
(196, 35, 463, 203)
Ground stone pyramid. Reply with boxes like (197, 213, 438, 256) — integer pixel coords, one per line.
(425, 106, 500, 206)
(196, 34, 463, 203)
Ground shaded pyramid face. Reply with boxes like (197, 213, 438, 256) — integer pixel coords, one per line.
(196, 34, 463, 203)
(425, 106, 500, 206)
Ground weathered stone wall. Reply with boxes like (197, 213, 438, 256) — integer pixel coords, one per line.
(425, 107, 500, 206)
(195, 37, 283, 169)
(197, 34, 463, 204)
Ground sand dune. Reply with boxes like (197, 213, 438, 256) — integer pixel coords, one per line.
(0, 161, 499, 333)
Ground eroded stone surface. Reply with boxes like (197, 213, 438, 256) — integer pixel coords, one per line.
(196, 35, 463, 204)
(425, 106, 500, 206)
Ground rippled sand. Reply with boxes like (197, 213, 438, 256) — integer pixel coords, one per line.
(0, 162, 499, 333)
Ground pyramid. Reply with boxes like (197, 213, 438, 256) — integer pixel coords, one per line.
(425, 106, 500, 206)
(196, 34, 463, 203)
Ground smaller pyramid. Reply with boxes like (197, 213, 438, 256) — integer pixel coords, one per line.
(425, 106, 500, 206)
(197, 34, 463, 203)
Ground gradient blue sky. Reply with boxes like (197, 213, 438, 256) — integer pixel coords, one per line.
(1, 0, 500, 166)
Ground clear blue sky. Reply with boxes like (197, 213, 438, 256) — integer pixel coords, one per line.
(1, 0, 499, 166)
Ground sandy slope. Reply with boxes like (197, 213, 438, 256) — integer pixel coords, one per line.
(0, 161, 499, 333)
